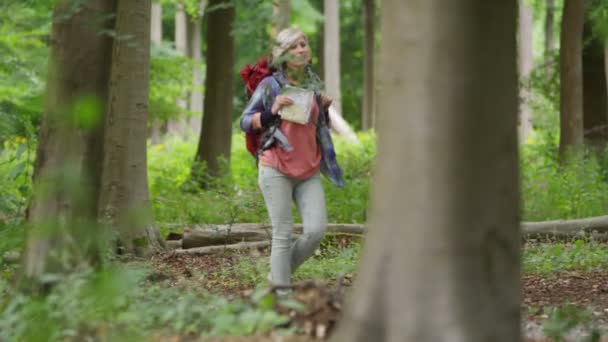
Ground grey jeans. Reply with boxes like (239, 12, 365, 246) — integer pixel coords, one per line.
(258, 165, 327, 285)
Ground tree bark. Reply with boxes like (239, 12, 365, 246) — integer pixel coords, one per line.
(361, 0, 375, 131)
(545, 0, 555, 77)
(323, 0, 342, 115)
(272, 0, 291, 37)
(24, 0, 115, 278)
(99, 0, 164, 256)
(332, 1, 520, 341)
(193, 0, 235, 184)
(559, 0, 585, 160)
(518, 0, 534, 143)
(583, 15, 608, 148)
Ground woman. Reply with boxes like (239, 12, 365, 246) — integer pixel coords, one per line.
(240, 28, 344, 286)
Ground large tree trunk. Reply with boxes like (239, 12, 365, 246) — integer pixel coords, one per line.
(24, 0, 115, 278)
(272, 0, 291, 37)
(99, 0, 163, 256)
(323, 0, 342, 115)
(583, 10, 608, 148)
(332, 1, 520, 341)
(559, 0, 584, 160)
(193, 0, 235, 184)
(545, 0, 555, 77)
(518, 0, 534, 143)
(361, 0, 375, 131)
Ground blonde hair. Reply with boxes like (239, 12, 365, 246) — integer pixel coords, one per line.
(272, 28, 307, 63)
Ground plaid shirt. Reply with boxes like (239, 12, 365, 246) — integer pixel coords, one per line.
(240, 71, 345, 187)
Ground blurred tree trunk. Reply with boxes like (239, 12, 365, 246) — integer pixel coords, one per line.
(583, 3, 608, 148)
(98, 0, 164, 256)
(24, 0, 115, 279)
(312, 0, 324, 79)
(518, 0, 534, 142)
(559, 0, 584, 160)
(193, 0, 235, 185)
(545, 0, 555, 77)
(150, 1, 164, 144)
(187, 0, 205, 137)
(324, 0, 342, 115)
(169, 1, 188, 137)
(331, 1, 520, 341)
(272, 0, 291, 37)
(361, 0, 375, 131)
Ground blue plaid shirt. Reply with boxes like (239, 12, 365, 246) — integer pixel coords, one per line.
(240, 71, 345, 187)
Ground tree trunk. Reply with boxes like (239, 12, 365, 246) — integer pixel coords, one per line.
(518, 0, 534, 142)
(99, 0, 164, 256)
(545, 0, 555, 77)
(187, 1, 205, 138)
(361, 0, 375, 131)
(323, 0, 342, 115)
(583, 16, 608, 148)
(559, 0, 584, 160)
(331, 1, 520, 341)
(169, 1, 188, 137)
(272, 0, 291, 37)
(193, 0, 235, 184)
(150, 1, 164, 144)
(24, 0, 115, 279)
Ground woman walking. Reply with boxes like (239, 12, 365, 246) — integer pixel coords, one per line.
(240, 28, 344, 286)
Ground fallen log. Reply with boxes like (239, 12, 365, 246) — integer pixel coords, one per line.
(522, 215, 608, 235)
(173, 241, 271, 255)
(182, 226, 272, 249)
(171, 216, 608, 251)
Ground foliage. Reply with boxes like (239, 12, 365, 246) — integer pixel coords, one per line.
(0, 137, 36, 223)
(0, 265, 290, 341)
(543, 304, 602, 342)
(150, 42, 197, 123)
(0, 1, 50, 140)
(521, 131, 608, 221)
(524, 240, 608, 274)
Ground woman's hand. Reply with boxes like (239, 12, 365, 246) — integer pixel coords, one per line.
(271, 95, 294, 115)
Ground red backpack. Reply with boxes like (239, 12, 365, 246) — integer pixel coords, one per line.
(240, 57, 274, 157)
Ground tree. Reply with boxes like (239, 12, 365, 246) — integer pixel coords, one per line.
(150, 0, 165, 144)
(518, 0, 534, 142)
(24, 0, 115, 278)
(324, 0, 342, 115)
(272, 0, 291, 37)
(193, 0, 235, 184)
(331, 1, 521, 341)
(98, 0, 164, 255)
(584, 0, 608, 148)
(545, 0, 555, 76)
(361, 0, 375, 131)
(583, 15, 608, 147)
(559, 0, 584, 159)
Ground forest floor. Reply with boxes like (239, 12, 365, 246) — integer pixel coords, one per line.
(146, 238, 608, 342)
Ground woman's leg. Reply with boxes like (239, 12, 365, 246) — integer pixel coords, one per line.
(258, 165, 294, 285)
(291, 172, 327, 272)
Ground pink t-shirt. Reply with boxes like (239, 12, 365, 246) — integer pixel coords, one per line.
(260, 98, 321, 179)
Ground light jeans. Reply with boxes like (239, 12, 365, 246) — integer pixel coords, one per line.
(258, 165, 327, 285)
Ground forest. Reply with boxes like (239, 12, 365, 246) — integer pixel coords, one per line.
(1, 0, 608, 341)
